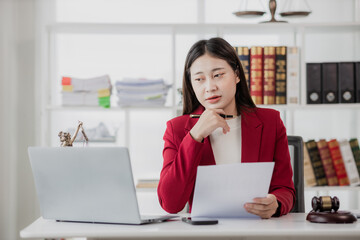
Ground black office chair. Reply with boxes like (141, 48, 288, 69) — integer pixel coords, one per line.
(287, 135, 305, 213)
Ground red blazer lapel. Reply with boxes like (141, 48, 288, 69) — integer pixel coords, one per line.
(241, 109, 263, 162)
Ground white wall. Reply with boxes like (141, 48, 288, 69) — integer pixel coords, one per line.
(16, 0, 38, 237)
(0, 1, 19, 239)
(0, 0, 38, 240)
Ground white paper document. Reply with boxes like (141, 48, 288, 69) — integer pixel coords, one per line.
(191, 162, 275, 218)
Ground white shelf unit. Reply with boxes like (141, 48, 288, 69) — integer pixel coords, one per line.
(41, 21, 360, 213)
(43, 21, 360, 140)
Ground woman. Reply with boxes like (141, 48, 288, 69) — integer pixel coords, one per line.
(157, 37, 295, 219)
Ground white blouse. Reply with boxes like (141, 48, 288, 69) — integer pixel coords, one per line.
(209, 116, 242, 165)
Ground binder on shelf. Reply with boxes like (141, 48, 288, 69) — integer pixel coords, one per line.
(275, 46, 287, 104)
(321, 63, 338, 104)
(286, 47, 300, 105)
(263, 46, 276, 105)
(338, 62, 355, 103)
(306, 63, 322, 104)
(355, 62, 360, 103)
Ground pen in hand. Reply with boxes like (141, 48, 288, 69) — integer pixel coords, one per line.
(190, 114, 234, 119)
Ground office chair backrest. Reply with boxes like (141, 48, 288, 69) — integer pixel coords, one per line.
(287, 136, 305, 213)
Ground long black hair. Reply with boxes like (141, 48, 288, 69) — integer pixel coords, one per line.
(182, 37, 256, 115)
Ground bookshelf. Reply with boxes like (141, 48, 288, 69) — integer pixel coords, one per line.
(43, 21, 360, 137)
(40, 20, 360, 213)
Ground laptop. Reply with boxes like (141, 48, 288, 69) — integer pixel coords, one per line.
(28, 147, 177, 225)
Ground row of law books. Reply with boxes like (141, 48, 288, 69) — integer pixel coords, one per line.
(61, 75, 112, 108)
(307, 62, 360, 104)
(304, 138, 360, 187)
(233, 46, 300, 105)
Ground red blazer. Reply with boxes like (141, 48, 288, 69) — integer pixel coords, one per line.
(157, 106, 295, 216)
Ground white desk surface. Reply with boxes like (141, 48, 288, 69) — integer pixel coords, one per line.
(20, 213, 360, 240)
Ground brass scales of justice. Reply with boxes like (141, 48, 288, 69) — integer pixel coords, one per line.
(58, 121, 89, 147)
(233, 0, 312, 23)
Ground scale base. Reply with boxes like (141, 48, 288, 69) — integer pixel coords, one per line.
(260, 18, 287, 23)
(306, 210, 357, 224)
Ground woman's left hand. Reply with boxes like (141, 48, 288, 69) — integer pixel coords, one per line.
(244, 194, 278, 219)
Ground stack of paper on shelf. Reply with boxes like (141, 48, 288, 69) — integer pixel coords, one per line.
(115, 78, 171, 107)
(61, 75, 112, 108)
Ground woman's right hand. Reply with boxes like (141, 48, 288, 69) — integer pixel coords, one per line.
(189, 109, 230, 143)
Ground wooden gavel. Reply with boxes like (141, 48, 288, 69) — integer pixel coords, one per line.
(312, 196, 339, 212)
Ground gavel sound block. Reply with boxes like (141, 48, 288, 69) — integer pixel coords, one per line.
(306, 196, 357, 223)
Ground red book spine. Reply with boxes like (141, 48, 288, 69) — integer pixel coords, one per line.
(327, 139, 350, 186)
(263, 46, 276, 105)
(317, 139, 338, 186)
(250, 46, 263, 105)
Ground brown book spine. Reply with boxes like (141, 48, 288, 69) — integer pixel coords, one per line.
(327, 139, 350, 186)
(305, 140, 328, 186)
(250, 46, 263, 105)
(303, 143, 317, 187)
(263, 47, 276, 105)
(349, 138, 360, 176)
(275, 46, 287, 104)
(317, 139, 338, 186)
